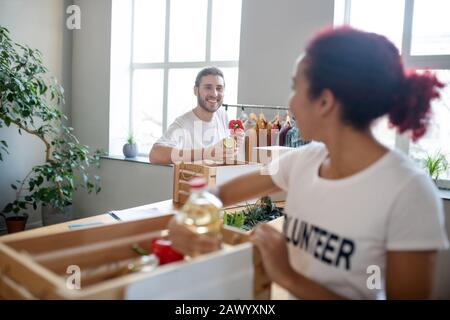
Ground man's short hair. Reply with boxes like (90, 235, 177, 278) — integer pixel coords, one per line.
(195, 66, 225, 87)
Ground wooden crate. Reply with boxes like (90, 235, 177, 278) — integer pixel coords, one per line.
(172, 161, 262, 205)
(0, 213, 273, 300)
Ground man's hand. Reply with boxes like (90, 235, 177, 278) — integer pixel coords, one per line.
(168, 217, 221, 256)
(203, 137, 238, 163)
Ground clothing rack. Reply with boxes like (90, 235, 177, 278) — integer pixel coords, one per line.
(222, 103, 289, 111)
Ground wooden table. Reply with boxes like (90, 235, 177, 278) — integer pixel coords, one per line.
(0, 199, 289, 299)
(0, 200, 174, 243)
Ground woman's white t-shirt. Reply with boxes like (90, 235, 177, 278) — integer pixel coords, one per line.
(266, 142, 449, 299)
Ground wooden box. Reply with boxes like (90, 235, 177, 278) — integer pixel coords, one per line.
(0, 213, 272, 300)
(172, 161, 262, 206)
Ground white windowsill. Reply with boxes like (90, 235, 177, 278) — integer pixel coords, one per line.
(101, 155, 173, 167)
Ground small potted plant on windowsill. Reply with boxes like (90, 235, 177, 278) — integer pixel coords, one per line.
(422, 151, 449, 184)
(123, 133, 138, 158)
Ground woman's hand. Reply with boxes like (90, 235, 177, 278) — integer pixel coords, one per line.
(168, 217, 221, 256)
(250, 223, 295, 287)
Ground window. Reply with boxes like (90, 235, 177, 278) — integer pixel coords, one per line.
(110, 0, 242, 156)
(335, 0, 450, 187)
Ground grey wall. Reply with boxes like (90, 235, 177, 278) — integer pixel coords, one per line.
(238, 0, 334, 117)
(74, 160, 173, 219)
(70, 0, 174, 216)
(71, 0, 110, 153)
(0, 0, 72, 231)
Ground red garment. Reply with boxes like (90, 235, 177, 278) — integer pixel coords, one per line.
(279, 125, 292, 146)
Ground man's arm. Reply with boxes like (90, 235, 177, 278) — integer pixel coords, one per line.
(149, 137, 241, 164)
(149, 144, 204, 164)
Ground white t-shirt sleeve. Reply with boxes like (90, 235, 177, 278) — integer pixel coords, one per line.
(265, 149, 302, 191)
(154, 121, 185, 149)
(263, 142, 322, 191)
(386, 174, 449, 251)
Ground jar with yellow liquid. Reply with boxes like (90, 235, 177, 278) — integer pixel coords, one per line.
(179, 177, 223, 241)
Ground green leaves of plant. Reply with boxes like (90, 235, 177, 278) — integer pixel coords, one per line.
(422, 151, 449, 181)
(0, 27, 104, 216)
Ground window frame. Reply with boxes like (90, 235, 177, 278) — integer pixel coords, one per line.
(129, 0, 240, 155)
(336, 0, 450, 188)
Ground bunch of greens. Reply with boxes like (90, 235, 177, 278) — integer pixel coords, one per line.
(223, 196, 284, 231)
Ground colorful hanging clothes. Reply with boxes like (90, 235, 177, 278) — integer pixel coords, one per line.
(285, 127, 311, 148)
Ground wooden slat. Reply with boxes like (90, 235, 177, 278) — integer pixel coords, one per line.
(221, 225, 249, 245)
(0, 274, 37, 300)
(179, 162, 205, 174)
(177, 193, 189, 205)
(178, 169, 204, 182)
(34, 230, 163, 275)
(178, 181, 191, 193)
(0, 243, 65, 299)
(173, 163, 180, 203)
(5, 214, 173, 254)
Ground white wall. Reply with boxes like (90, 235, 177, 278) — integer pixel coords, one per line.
(0, 0, 72, 231)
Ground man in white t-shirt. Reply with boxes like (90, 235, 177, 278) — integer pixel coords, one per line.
(149, 67, 242, 164)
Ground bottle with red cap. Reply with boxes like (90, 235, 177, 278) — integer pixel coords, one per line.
(179, 177, 223, 240)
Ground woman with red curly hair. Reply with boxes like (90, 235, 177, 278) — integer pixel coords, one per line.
(169, 27, 449, 299)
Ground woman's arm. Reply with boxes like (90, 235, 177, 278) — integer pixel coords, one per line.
(169, 171, 280, 255)
(218, 171, 281, 207)
(386, 251, 437, 299)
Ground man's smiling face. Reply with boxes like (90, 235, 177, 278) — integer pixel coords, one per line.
(195, 74, 225, 113)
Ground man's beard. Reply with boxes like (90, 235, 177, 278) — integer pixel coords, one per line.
(198, 95, 222, 113)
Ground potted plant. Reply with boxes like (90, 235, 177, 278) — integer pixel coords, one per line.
(422, 151, 449, 183)
(0, 27, 104, 233)
(123, 133, 138, 158)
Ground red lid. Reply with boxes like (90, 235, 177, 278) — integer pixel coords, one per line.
(151, 238, 184, 265)
(189, 177, 207, 189)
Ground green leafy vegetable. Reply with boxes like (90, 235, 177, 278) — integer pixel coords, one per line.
(223, 196, 284, 231)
